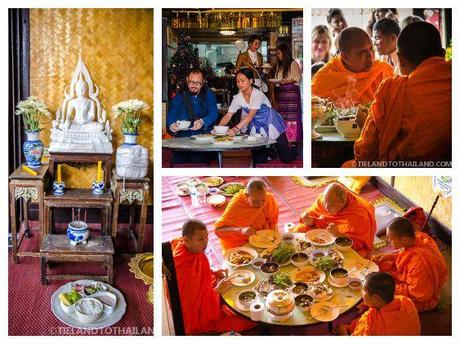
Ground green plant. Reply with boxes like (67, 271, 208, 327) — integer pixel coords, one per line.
(272, 242, 296, 264)
(15, 96, 51, 132)
(112, 99, 149, 135)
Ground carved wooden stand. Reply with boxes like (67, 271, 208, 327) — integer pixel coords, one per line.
(8, 164, 48, 263)
(111, 172, 150, 252)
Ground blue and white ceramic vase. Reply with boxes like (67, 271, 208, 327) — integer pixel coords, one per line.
(23, 131, 44, 168)
(123, 133, 138, 146)
(66, 221, 89, 246)
(92, 180, 105, 195)
(53, 181, 65, 195)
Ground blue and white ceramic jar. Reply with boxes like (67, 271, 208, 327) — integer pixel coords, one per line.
(23, 131, 44, 168)
(53, 181, 65, 195)
(123, 133, 138, 146)
(66, 221, 89, 246)
(92, 180, 105, 195)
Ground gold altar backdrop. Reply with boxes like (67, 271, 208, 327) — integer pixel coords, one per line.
(29, 8, 153, 198)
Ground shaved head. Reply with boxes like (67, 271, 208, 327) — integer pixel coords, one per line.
(387, 217, 415, 238)
(338, 27, 371, 54)
(246, 178, 267, 193)
(397, 21, 444, 67)
(182, 219, 207, 238)
(338, 27, 375, 73)
(323, 182, 347, 214)
(246, 178, 267, 208)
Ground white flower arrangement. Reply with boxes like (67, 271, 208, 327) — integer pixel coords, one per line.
(112, 99, 149, 135)
(15, 96, 51, 132)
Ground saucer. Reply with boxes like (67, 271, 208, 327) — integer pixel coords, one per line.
(235, 298, 253, 312)
(327, 276, 349, 288)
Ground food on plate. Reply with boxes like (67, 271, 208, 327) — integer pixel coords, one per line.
(308, 283, 333, 300)
(227, 249, 255, 265)
(175, 182, 190, 195)
(214, 135, 233, 142)
(298, 241, 312, 251)
(256, 279, 278, 298)
(306, 229, 335, 245)
(291, 282, 309, 295)
(317, 304, 332, 316)
(230, 270, 254, 285)
(207, 194, 226, 207)
(203, 176, 224, 187)
(59, 288, 82, 306)
(185, 178, 201, 187)
(272, 272, 293, 289)
(313, 256, 338, 271)
(238, 290, 256, 303)
(291, 266, 323, 284)
(260, 262, 279, 275)
(220, 183, 245, 196)
(272, 242, 296, 265)
(249, 230, 281, 248)
(84, 282, 107, 296)
(311, 249, 344, 271)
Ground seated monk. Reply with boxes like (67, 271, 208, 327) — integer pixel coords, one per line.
(215, 178, 279, 251)
(354, 21, 452, 163)
(335, 272, 421, 336)
(171, 219, 255, 335)
(312, 27, 393, 108)
(294, 182, 376, 257)
(372, 217, 448, 311)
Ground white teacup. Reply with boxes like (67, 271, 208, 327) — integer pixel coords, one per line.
(214, 126, 229, 134)
(176, 120, 191, 130)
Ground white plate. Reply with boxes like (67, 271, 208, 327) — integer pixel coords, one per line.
(224, 247, 258, 268)
(305, 229, 336, 246)
(249, 230, 281, 249)
(175, 182, 190, 196)
(310, 302, 340, 322)
(290, 266, 326, 284)
(348, 261, 379, 280)
(191, 135, 214, 143)
(229, 269, 256, 287)
(327, 276, 349, 288)
(51, 280, 126, 329)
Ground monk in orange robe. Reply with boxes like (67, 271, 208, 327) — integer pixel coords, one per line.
(372, 217, 448, 311)
(294, 182, 376, 257)
(215, 178, 279, 251)
(354, 21, 451, 164)
(312, 27, 393, 108)
(335, 272, 421, 336)
(172, 219, 255, 335)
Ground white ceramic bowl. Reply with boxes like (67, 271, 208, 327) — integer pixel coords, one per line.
(335, 237, 353, 252)
(281, 233, 295, 243)
(251, 257, 266, 270)
(348, 278, 363, 291)
(260, 262, 279, 278)
(290, 252, 309, 268)
(74, 297, 104, 323)
(176, 120, 191, 130)
(92, 291, 117, 315)
(295, 294, 314, 312)
(214, 125, 229, 134)
(237, 289, 257, 308)
(335, 116, 361, 138)
(329, 267, 349, 285)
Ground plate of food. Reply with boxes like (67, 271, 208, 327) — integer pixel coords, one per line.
(202, 176, 224, 187)
(219, 182, 245, 197)
(270, 242, 296, 266)
(51, 280, 126, 329)
(310, 301, 340, 322)
(347, 260, 379, 280)
(191, 134, 214, 143)
(249, 230, 281, 248)
(255, 278, 278, 298)
(271, 272, 293, 289)
(229, 269, 256, 287)
(175, 182, 190, 196)
(291, 266, 326, 284)
(224, 247, 258, 267)
(307, 283, 334, 302)
(310, 249, 344, 271)
(213, 135, 234, 144)
(305, 228, 336, 246)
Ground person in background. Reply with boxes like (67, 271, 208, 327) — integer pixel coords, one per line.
(400, 15, 423, 29)
(327, 8, 348, 54)
(373, 18, 401, 74)
(274, 43, 302, 145)
(235, 35, 268, 92)
(367, 8, 398, 36)
(218, 68, 296, 164)
(167, 68, 218, 163)
(311, 25, 332, 77)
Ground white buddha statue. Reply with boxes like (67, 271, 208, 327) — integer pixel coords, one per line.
(50, 53, 112, 153)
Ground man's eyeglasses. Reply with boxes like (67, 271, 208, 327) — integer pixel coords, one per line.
(187, 80, 203, 86)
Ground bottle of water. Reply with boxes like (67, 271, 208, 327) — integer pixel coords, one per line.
(190, 185, 200, 207)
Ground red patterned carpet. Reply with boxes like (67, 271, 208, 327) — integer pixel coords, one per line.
(9, 224, 153, 336)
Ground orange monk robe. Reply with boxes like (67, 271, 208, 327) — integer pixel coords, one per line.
(214, 190, 279, 251)
(350, 295, 421, 335)
(378, 231, 448, 312)
(295, 189, 376, 257)
(311, 55, 394, 108)
(355, 57, 452, 162)
(171, 238, 255, 335)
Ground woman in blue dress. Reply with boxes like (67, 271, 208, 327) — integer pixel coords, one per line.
(218, 68, 296, 163)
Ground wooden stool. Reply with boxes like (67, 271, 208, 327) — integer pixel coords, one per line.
(44, 189, 113, 236)
(8, 164, 48, 263)
(40, 234, 114, 285)
(111, 173, 150, 252)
